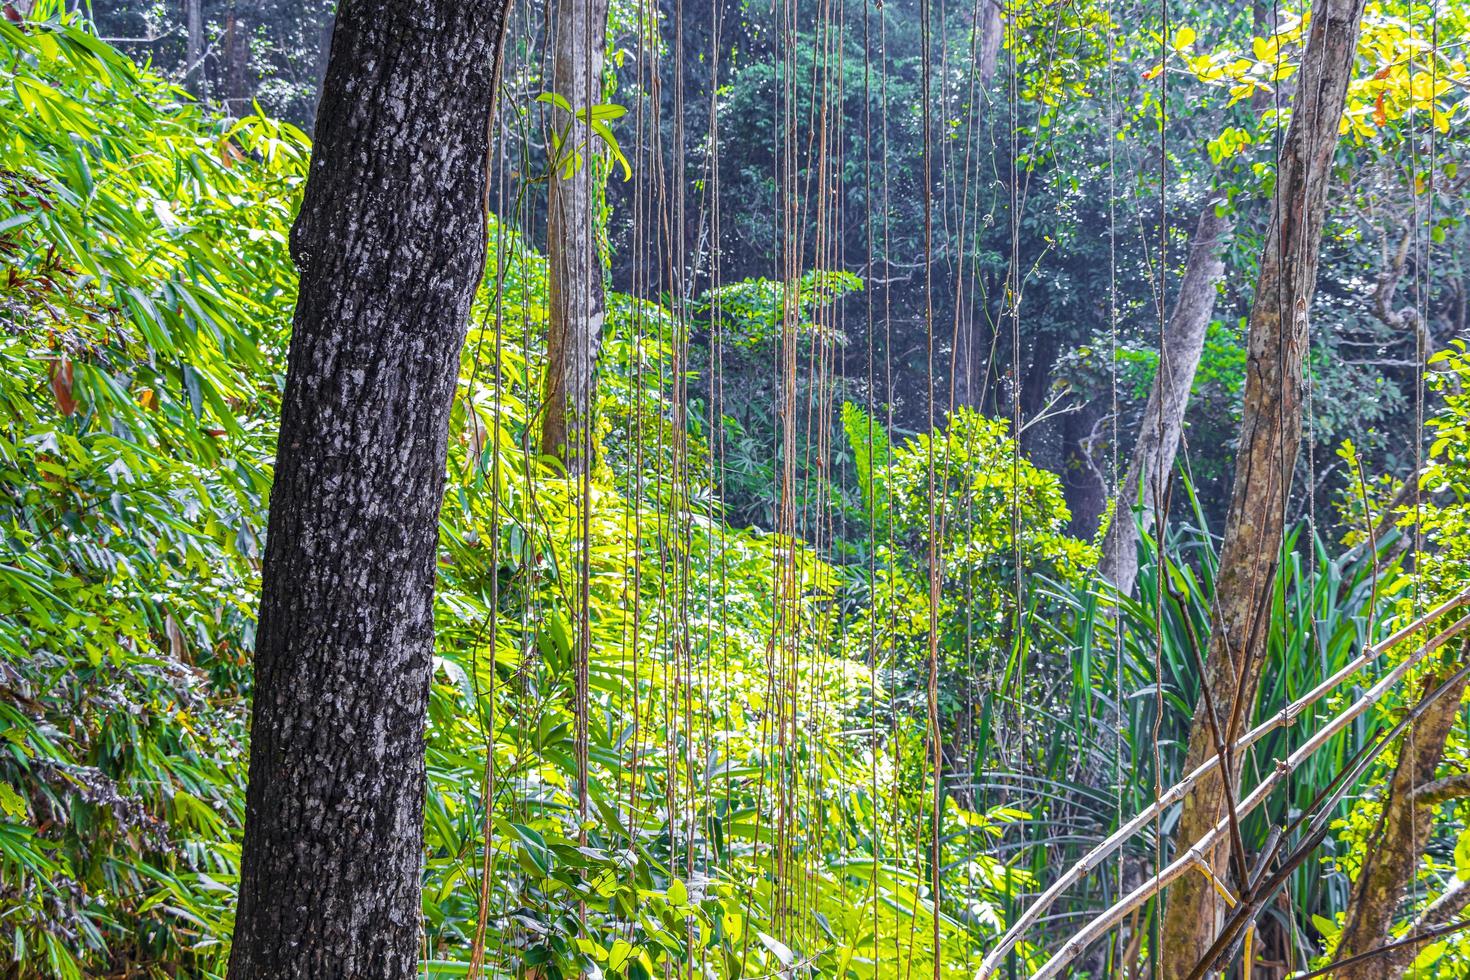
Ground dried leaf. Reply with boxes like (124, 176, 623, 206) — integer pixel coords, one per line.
(50, 356, 76, 416)
(165, 614, 191, 663)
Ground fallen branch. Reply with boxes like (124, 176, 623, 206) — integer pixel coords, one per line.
(976, 591, 1470, 978)
(1188, 654, 1470, 977)
(1295, 918, 1470, 980)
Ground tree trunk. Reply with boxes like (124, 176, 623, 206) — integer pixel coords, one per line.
(183, 0, 203, 97)
(309, 6, 335, 126)
(1157, 0, 1368, 971)
(1062, 398, 1108, 538)
(1098, 202, 1231, 594)
(1333, 646, 1470, 979)
(226, 0, 510, 975)
(221, 9, 251, 116)
(977, 0, 1002, 84)
(540, 0, 611, 473)
(952, 4, 1002, 412)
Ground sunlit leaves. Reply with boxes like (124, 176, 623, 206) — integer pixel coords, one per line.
(0, 7, 305, 974)
(1173, 2, 1467, 143)
(538, 91, 634, 181)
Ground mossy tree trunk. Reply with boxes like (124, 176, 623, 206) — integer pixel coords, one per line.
(1333, 648, 1470, 980)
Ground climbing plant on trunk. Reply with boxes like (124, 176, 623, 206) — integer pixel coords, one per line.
(226, 0, 511, 976)
(540, 0, 612, 473)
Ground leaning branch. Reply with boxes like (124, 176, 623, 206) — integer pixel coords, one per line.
(976, 592, 1469, 978)
(1412, 773, 1470, 807)
(1028, 613, 1470, 979)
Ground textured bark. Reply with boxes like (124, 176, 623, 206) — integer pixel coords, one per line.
(227, 0, 510, 975)
(540, 0, 611, 473)
(1098, 203, 1231, 594)
(1334, 647, 1470, 980)
(1157, 0, 1368, 971)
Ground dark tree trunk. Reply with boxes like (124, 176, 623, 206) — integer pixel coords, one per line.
(950, 9, 1001, 413)
(1158, 0, 1368, 970)
(1061, 398, 1108, 539)
(221, 9, 251, 115)
(540, 0, 611, 473)
(183, 0, 203, 96)
(227, 0, 510, 975)
(1098, 202, 1231, 593)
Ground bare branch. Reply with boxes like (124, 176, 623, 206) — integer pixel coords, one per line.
(1413, 773, 1470, 808)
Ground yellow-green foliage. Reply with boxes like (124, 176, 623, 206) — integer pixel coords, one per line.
(1327, 343, 1470, 976)
(0, 11, 1031, 979)
(842, 407, 1096, 734)
(0, 6, 304, 975)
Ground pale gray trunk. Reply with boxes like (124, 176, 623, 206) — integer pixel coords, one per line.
(1098, 203, 1231, 595)
(1159, 0, 1369, 971)
(540, 0, 611, 474)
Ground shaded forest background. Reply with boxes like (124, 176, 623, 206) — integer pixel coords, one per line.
(83, 0, 1454, 535)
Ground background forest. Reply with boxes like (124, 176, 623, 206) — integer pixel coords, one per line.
(2, 0, 1470, 976)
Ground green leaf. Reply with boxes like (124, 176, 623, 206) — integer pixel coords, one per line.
(666, 877, 688, 907)
(757, 932, 794, 967)
(0, 783, 27, 820)
(1454, 826, 1470, 880)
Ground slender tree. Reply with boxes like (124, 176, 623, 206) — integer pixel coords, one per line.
(227, 0, 510, 975)
(1102, 4, 1271, 594)
(540, 0, 612, 473)
(1157, 0, 1369, 970)
(1098, 202, 1231, 595)
(182, 0, 203, 96)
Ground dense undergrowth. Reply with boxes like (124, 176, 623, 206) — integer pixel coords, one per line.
(4, 6, 1470, 980)
(0, 12, 1029, 977)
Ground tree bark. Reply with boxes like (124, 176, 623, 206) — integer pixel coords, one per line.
(183, 0, 203, 97)
(221, 9, 252, 115)
(1333, 645, 1470, 980)
(1157, 0, 1369, 971)
(540, 0, 611, 473)
(977, 0, 1002, 84)
(227, 0, 510, 975)
(1098, 202, 1231, 594)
